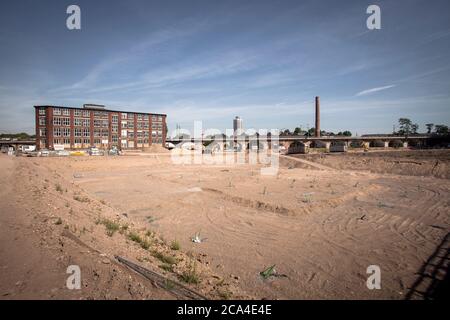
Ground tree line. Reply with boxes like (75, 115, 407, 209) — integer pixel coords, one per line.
(0, 132, 36, 140)
(280, 127, 352, 137)
(396, 118, 448, 136)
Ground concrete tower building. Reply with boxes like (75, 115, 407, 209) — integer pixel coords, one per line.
(233, 116, 243, 136)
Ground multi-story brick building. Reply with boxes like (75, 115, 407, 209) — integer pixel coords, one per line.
(34, 104, 166, 150)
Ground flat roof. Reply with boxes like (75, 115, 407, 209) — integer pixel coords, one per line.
(34, 105, 167, 117)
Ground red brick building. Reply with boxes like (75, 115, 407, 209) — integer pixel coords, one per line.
(34, 104, 166, 150)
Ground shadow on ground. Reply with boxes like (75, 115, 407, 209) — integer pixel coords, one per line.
(405, 232, 450, 300)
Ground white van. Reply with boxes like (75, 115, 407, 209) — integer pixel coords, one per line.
(20, 145, 36, 153)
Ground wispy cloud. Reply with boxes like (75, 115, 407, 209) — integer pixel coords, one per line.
(50, 22, 207, 94)
(85, 51, 260, 94)
(356, 85, 396, 97)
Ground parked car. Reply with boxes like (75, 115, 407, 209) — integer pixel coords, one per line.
(70, 151, 86, 156)
(108, 146, 121, 156)
(165, 142, 176, 150)
(88, 147, 103, 156)
(20, 145, 36, 153)
(56, 150, 70, 157)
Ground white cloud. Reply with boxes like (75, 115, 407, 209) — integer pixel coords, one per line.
(356, 85, 396, 96)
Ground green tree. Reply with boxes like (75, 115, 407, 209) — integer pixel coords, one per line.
(434, 125, 449, 135)
(0, 132, 35, 140)
(307, 128, 315, 136)
(398, 118, 412, 136)
(342, 131, 352, 136)
(411, 123, 419, 134)
(425, 123, 434, 134)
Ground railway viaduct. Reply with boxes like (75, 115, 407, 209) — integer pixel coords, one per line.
(166, 135, 430, 154)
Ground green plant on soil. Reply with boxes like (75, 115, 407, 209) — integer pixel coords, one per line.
(179, 261, 200, 284)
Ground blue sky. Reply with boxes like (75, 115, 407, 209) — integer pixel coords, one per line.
(0, 0, 449, 135)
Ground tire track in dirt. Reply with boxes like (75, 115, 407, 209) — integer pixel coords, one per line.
(411, 185, 449, 244)
(200, 189, 365, 297)
(281, 155, 336, 171)
(202, 188, 307, 216)
(392, 184, 446, 246)
(356, 178, 445, 249)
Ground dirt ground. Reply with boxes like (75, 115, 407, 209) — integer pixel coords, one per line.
(300, 149, 450, 179)
(0, 149, 449, 299)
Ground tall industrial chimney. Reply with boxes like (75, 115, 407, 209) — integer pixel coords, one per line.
(315, 96, 320, 137)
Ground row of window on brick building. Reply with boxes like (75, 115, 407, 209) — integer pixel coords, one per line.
(39, 108, 163, 121)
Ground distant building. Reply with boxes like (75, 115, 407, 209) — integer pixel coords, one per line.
(34, 104, 167, 150)
(233, 116, 243, 136)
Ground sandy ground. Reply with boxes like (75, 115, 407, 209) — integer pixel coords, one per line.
(300, 149, 450, 179)
(0, 149, 449, 299)
(0, 155, 177, 299)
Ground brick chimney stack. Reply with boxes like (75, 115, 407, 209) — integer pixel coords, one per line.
(315, 96, 320, 137)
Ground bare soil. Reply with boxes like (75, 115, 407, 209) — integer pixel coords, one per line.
(0, 149, 449, 299)
(298, 149, 450, 179)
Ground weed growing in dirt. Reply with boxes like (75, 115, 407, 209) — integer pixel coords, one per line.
(146, 216, 157, 223)
(159, 236, 167, 245)
(163, 279, 176, 290)
(55, 184, 63, 193)
(159, 264, 174, 272)
(126, 231, 152, 249)
(128, 231, 143, 243)
(101, 219, 120, 237)
(119, 223, 129, 234)
(145, 230, 154, 237)
(260, 265, 276, 280)
(170, 240, 181, 251)
(217, 289, 232, 300)
(152, 250, 177, 265)
(73, 195, 89, 203)
(302, 193, 313, 203)
(180, 261, 200, 284)
(140, 239, 152, 250)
